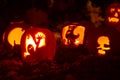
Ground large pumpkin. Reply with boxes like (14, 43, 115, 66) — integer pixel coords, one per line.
(62, 22, 85, 47)
(21, 27, 56, 64)
(106, 3, 120, 26)
(2, 21, 29, 48)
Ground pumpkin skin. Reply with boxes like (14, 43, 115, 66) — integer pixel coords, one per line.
(21, 27, 56, 64)
(2, 21, 28, 48)
(62, 22, 85, 47)
(106, 3, 120, 26)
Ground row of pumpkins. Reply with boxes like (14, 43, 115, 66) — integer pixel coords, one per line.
(2, 3, 120, 64)
(3, 21, 56, 64)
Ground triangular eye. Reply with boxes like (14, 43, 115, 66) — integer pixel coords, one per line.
(118, 9, 120, 12)
(110, 8, 115, 12)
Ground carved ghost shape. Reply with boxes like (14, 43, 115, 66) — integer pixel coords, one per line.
(97, 36, 110, 55)
(24, 32, 46, 58)
(21, 27, 56, 64)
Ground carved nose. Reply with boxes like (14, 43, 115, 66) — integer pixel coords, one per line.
(114, 12, 118, 17)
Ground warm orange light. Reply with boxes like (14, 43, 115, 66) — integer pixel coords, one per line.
(74, 26, 85, 45)
(21, 27, 56, 64)
(62, 25, 85, 46)
(108, 17, 119, 23)
(107, 3, 120, 23)
(118, 9, 120, 12)
(97, 36, 110, 55)
(110, 8, 115, 13)
(35, 32, 46, 48)
(24, 32, 46, 58)
(7, 27, 25, 47)
(114, 12, 119, 17)
(24, 34, 36, 58)
(62, 26, 69, 45)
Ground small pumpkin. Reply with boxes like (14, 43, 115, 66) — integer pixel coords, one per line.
(106, 3, 120, 26)
(21, 27, 56, 64)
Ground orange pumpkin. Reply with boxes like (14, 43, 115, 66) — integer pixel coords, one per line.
(106, 3, 120, 26)
(62, 22, 85, 47)
(2, 21, 29, 48)
(21, 27, 56, 64)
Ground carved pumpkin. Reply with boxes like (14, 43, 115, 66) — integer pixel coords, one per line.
(97, 36, 110, 56)
(106, 3, 120, 26)
(2, 21, 28, 48)
(85, 27, 120, 56)
(62, 22, 85, 47)
(21, 27, 56, 64)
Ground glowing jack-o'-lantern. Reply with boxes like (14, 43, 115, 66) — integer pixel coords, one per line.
(3, 21, 28, 48)
(62, 22, 85, 47)
(97, 36, 110, 55)
(21, 27, 56, 63)
(106, 3, 120, 25)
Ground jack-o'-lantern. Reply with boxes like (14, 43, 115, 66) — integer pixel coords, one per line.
(21, 27, 56, 64)
(106, 3, 120, 26)
(97, 36, 110, 56)
(2, 21, 28, 48)
(62, 22, 85, 47)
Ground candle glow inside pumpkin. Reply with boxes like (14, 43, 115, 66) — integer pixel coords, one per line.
(24, 32, 46, 58)
(62, 24, 85, 47)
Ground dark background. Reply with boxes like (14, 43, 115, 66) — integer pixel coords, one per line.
(0, 0, 116, 28)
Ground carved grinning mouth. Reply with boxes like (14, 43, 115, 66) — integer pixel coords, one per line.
(108, 17, 119, 22)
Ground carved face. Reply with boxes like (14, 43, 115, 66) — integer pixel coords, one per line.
(62, 23, 85, 47)
(97, 36, 110, 55)
(21, 27, 56, 64)
(106, 3, 120, 25)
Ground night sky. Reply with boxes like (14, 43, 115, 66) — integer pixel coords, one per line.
(0, 0, 118, 42)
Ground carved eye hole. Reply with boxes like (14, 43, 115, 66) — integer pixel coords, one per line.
(110, 8, 115, 13)
(118, 9, 120, 12)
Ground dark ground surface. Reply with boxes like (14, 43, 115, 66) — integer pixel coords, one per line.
(0, 44, 120, 80)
